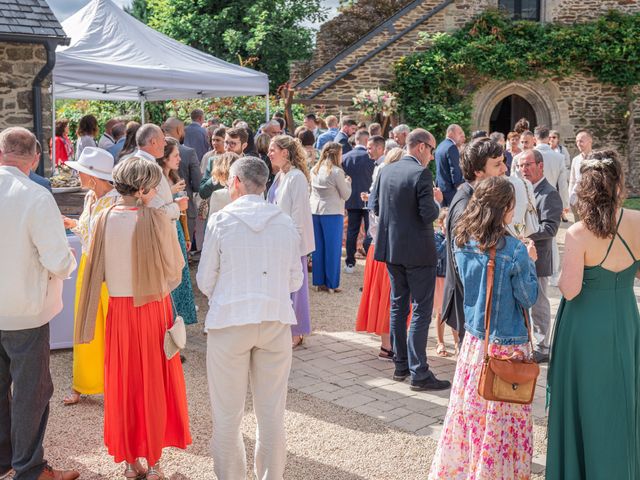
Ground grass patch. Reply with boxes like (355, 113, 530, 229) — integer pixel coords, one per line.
(624, 198, 640, 210)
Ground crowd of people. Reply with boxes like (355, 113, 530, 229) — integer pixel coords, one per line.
(0, 105, 638, 480)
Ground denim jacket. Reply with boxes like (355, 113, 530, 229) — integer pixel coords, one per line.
(454, 236, 538, 345)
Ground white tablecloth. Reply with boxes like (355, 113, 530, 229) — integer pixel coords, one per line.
(50, 233, 82, 350)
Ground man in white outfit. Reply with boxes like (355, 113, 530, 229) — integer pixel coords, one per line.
(197, 157, 303, 480)
(0, 128, 78, 480)
(568, 130, 593, 222)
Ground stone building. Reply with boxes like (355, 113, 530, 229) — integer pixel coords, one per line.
(293, 0, 640, 192)
(0, 0, 68, 174)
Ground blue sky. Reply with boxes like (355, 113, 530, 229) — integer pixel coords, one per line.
(47, 0, 340, 26)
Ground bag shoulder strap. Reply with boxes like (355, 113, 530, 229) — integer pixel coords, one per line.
(483, 245, 535, 356)
(483, 247, 496, 357)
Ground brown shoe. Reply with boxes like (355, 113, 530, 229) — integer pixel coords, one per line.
(37, 466, 80, 480)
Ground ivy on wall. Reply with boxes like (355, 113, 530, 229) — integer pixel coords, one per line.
(393, 9, 640, 140)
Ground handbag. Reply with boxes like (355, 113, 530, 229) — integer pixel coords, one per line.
(522, 179, 540, 237)
(477, 247, 539, 405)
(163, 296, 186, 360)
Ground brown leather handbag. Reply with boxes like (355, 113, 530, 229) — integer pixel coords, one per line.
(477, 247, 540, 405)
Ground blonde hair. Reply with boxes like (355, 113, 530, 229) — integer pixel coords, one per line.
(384, 147, 404, 165)
(312, 141, 342, 175)
(113, 156, 163, 196)
(211, 152, 240, 186)
(271, 135, 310, 183)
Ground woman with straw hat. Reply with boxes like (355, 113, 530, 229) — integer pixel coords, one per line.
(61, 147, 119, 405)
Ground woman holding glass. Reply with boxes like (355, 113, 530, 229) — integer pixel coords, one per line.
(157, 138, 197, 326)
(267, 135, 315, 348)
(62, 147, 119, 406)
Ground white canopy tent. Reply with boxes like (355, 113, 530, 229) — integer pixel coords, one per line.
(54, 0, 269, 102)
(51, 0, 270, 164)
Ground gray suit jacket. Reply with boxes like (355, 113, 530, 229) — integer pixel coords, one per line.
(529, 178, 562, 277)
(178, 144, 202, 219)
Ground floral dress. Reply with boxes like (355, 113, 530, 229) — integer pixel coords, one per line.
(428, 334, 533, 480)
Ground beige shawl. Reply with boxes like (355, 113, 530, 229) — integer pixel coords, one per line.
(75, 198, 184, 344)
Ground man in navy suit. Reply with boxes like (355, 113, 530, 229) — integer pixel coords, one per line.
(342, 129, 375, 273)
(434, 124, 465, 206)
(333, 118, 358, 155)
(369, 128, 450, 391)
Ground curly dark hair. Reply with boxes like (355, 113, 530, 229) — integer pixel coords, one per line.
(576, 150, 625, 239)
(513, 117, 530, 135)
(454, 176, 515, 251)
(460, 137, 504, 182)
(55, 119, 69, 137)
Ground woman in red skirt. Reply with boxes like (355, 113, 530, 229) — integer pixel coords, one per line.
(76, 156, 191, 480)
(355, 148, 408, 359)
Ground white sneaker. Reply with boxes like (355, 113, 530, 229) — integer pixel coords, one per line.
(344, 264, 355, 274)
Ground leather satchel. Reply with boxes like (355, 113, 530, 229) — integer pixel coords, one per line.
(477, 247, 539, 405)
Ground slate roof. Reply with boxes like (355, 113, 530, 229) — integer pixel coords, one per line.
(0, 0, 68, 41)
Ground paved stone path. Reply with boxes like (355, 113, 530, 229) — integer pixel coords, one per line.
(285, 277, 640, 477)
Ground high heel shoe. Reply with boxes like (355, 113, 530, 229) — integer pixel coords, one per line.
(146, 464, 165, 480)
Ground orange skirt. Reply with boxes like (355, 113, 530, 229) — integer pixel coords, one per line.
(104, 296, 192, 465)
(355, 247, 410, 336)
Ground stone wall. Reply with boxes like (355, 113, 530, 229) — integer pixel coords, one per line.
(0, 42, 52, 171)
(548, 0, 640, 24)
(296, 0, 495, 104)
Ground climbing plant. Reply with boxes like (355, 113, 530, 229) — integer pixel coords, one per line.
(393, 9, 640, 140)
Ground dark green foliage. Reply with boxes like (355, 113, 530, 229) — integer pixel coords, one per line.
(393, 9, 640, 140)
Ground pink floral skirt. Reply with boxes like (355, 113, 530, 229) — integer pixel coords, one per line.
(428, 333, 533, 480)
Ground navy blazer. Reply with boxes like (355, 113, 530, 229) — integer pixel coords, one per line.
(370, 155, 439, 266)
(434, 138, 464, 207)
(342, 146, 374, 210)
(177, 144, 203, 219)
(333, 130, 352, 155)
(529, 178, 562, 277)
(183, 122, 210, 162)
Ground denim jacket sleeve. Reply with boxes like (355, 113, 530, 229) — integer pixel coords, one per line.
(510, 241, 539, 309)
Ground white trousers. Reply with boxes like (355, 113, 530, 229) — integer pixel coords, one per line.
(206, 321, 292, 480)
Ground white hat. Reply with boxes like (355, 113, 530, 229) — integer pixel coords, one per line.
(66, 147, 114, 181)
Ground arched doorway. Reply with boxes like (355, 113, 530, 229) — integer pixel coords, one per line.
(490, 94, 538, 136)
(472, 81, 560, 137)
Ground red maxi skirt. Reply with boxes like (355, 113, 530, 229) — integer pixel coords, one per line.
(104, 296, 192, 465)
(355, 247, 410, 335)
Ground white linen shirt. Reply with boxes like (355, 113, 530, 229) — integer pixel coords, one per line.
(197, 195, 303, 330)
(0, 166, 77, 330)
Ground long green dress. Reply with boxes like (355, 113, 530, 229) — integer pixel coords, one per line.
(546, 210, 640, 479)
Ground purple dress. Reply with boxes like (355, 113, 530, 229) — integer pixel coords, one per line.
(268, 177, 312, 336)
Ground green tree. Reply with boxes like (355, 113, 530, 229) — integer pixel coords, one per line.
(130, 0, 326, 91)
(125, 0, 149, 24)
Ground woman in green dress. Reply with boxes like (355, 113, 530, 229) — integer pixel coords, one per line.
(547, 151, 640, 479)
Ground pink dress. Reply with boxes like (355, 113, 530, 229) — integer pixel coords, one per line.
(428, 334, 533, 480)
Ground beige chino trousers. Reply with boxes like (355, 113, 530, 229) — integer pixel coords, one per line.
(207, 321, 292, 480)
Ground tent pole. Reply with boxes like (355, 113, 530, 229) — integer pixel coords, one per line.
(51, 82, 56, 174)
(265, 93, 270, 122)
(140, 97, 145, 123)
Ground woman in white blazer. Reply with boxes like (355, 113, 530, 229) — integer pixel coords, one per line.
(309, 142, 351, 293)
(267, 135, 315, 348)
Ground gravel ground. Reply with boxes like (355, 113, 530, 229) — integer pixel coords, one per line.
(45, 247, 549, 479)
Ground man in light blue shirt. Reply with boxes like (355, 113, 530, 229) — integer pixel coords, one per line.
(315, 115, 339, 151)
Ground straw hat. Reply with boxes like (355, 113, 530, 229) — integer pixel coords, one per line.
(66, 147, 114, 181)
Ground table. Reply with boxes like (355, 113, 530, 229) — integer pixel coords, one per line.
(50, 233, 82, 350)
